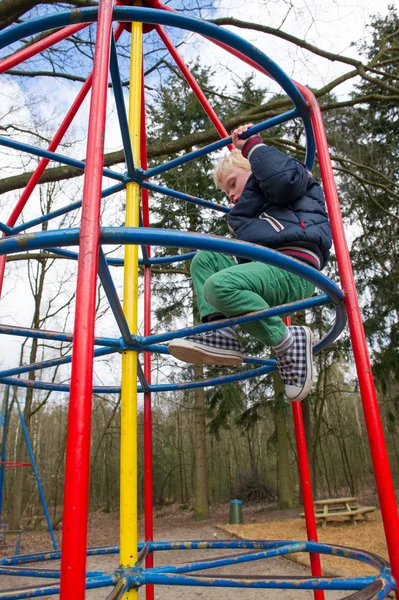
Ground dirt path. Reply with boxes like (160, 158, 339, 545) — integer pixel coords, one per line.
(0, 511, 349, 599)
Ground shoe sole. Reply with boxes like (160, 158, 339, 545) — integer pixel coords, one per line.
(288, 327, 314, 402)
(168, 339, 243, 366)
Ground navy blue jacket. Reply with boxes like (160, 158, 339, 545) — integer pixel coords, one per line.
(227, 140, 332, 270)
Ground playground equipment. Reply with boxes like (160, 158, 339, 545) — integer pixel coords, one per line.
(0, 2, 398, 599)
(0, 387, 58, 554)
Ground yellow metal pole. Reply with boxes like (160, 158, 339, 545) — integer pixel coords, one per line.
(120, 12, 142, 599)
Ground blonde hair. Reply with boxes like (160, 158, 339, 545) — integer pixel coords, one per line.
(213, 149, 251, 189)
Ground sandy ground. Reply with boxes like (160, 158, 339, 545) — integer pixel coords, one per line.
(0, 505, 385, 599)
(0, 507, 354, 600)
(222, 508, 387, 578)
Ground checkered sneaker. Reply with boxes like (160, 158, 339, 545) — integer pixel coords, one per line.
(168, 327, 243, 366)
(275, 326, 314, 402)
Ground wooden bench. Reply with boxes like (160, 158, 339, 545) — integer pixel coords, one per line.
(300, 497, 376, 527)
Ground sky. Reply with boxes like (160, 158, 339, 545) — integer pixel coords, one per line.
(0, 0, 396, 387)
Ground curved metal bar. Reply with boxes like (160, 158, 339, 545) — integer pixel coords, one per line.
(0, 538, 392, 598)
(152, 543, 307, 574)
(46, 247, 197, 267)
(0, 7, 314, 171)
(0, 228, 344, 303)
(145, 571, 374, 591)
(137, 294, 340, 347)
(0, 9, 307, 110)
(0, 365, 275, 394)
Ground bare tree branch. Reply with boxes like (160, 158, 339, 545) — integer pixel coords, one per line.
(209, 17, 364, 69)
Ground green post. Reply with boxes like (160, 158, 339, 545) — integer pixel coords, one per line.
(229, 499, 243, 524)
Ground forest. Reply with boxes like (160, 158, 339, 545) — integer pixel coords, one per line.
(0, 0, 398, 531)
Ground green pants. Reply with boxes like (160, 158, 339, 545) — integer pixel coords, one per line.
(191, 251, 315, 347)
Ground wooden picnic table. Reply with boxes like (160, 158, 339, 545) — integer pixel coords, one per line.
(300, 497, 376, 527)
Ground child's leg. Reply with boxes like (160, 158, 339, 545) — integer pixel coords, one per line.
(203, 261, 315, 401)
(168, 251, 243, 366)
(190, 251, 237, 321)
(203, 261, 314, 345)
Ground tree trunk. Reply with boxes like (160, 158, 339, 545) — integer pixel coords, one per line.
(190, 266, 209, 520)
(193, 365, 209, 520)
(273, 373, 293, 509)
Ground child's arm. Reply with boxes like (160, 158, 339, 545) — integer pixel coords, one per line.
(233, 124, 309, 206)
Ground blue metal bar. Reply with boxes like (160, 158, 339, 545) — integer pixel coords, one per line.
(0, 386, 9, 522)
(0, 378, 122, 394)
(109, 35, 134, 176)
(11, 183, 125, 235)
(0, 227, 344, 302)
(305, 541, 390, 570)
(0, 346, 118, 379)
(138, 294, 334, 346)
(153, 542, 307, 574)
(138, 210, 150, 266)
(145, 572, 376, 591)
(98, 248, 132, 343)
(47, 247, 197, 267)
(0, 323, 121, 348)
(374, 576, 396, 599)
(0, 365, 276, 395)
(142, 252, 197, 265)
(0, 545, 120, 566)
(0, 7, 314, 170)
(0, 567, 61, 578)
(0, 136, 124, 183)
(143, 110, 299, 180)
(0, 537, 389, 564)
(137, 361, 150, 394)
(16, 400, 57, 550)
(146, 343, 273, 365)
(0, 363, 276, 395)
(141, 181, 229, 214)
(0, 10, 307, 111)
(0, 566, 104, 578)
(0, 574, 116, 599)
(0, 222, 12, 235)
(12, 201, 82, 235)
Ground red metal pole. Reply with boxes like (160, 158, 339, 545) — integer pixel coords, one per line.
(59, 1, 114, 598)
(0, 24, 89, 75)
(141, 76, 155, 600)
(282, 314, 323, 598)
(155, 25, 233, 150)
(292, 402, 324, 600)
(307, 97, 399, 594)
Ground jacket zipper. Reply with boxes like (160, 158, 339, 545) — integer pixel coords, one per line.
(259, 212, 285, 232)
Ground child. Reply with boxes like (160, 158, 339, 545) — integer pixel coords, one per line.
(168, 124, 332, 402)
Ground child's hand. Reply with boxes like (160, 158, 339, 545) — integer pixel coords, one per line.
(232, 123, 256, 151)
